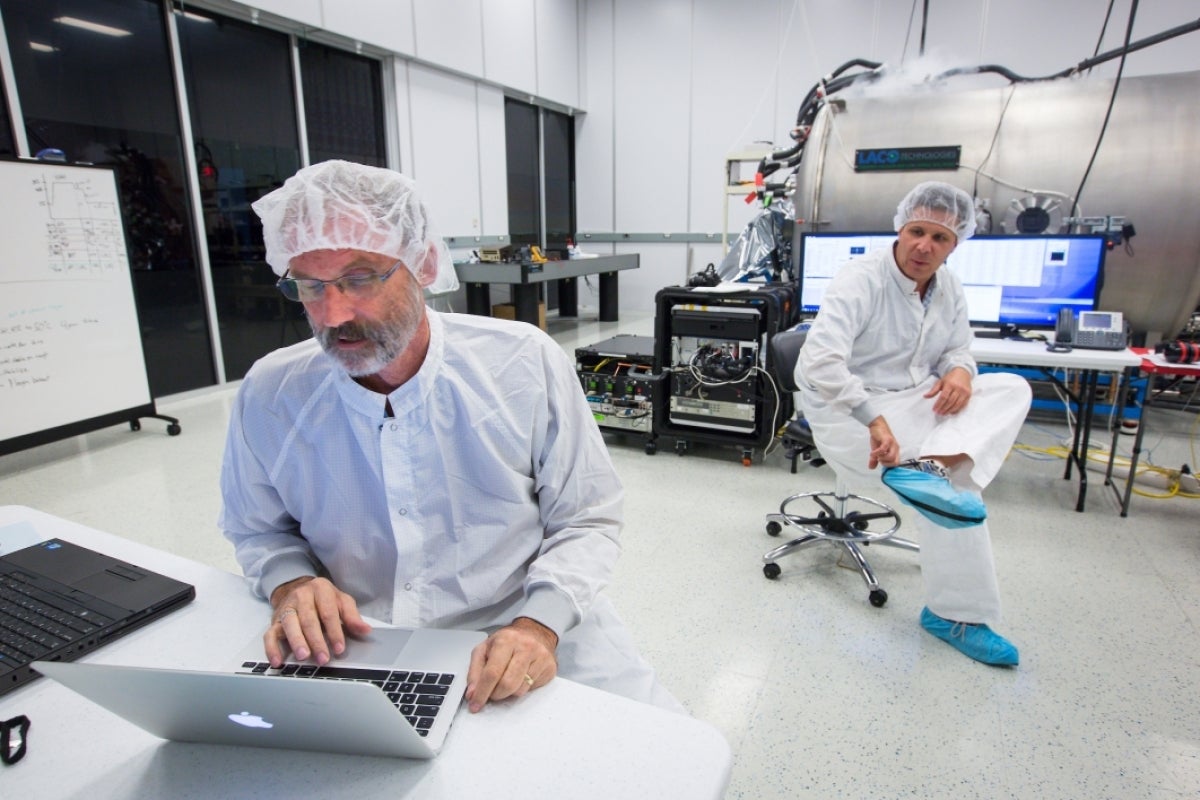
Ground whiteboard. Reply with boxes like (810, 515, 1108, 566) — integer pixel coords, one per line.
(0, 160, 156, 454)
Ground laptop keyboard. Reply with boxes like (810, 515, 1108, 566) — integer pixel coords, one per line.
(0, 575, 110, 675)
(240, 662, 455, 736)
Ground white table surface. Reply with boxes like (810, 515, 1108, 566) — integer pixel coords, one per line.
(969, 336, 1142, 371)
(0, 505, 731, 799)
(968, 336, 1141, 513)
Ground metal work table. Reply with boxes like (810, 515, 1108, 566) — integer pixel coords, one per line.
(970, 338, 1141, 513)
(1116, 348, 1200, 516)
(454, 254, 639, 325)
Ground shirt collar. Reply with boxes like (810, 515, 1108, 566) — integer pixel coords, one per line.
(331, 310, 444, 418)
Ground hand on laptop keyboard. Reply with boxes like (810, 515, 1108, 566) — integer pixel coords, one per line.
(265, 576, 372, 667)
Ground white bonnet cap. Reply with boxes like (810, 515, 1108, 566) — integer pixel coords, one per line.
(893, 181, 976, 241)
(251, 160, 459, 294)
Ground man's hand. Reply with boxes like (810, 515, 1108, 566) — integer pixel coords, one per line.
(465, 617, 558, 713)
(868, 416, 900, 469)
(266, 576, 372, 667)
(925, 367, 973, 416)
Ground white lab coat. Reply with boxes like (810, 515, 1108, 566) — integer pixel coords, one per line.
(798, 246, 1031, 624)
(221, 310, 683, 712)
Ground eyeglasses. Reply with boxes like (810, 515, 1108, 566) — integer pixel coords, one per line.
(1, 715, 29, 765)
(276, 261, 404, 303)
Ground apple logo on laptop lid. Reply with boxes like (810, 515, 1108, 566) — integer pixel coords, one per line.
(228, 711, 274, 729)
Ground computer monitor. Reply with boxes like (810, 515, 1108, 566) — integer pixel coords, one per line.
(798, 232, 1107, 333)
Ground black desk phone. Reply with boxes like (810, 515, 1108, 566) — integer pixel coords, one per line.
(1055, 308, 1129, 350)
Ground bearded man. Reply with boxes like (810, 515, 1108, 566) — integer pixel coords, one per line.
(219, 160, 681, 713)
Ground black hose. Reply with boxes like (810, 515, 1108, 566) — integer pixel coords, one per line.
(1072, 0, 1140, 218)
(793, 59, 883, 126)
(934, 16, 1200, 84)
(1073, 15, 1200, 74)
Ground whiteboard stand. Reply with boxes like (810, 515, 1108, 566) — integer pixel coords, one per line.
(1, 160, 183, 456)
(129, 410, 182, 437)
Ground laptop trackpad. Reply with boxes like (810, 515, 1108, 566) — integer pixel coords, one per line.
(338, 627, 413, 666)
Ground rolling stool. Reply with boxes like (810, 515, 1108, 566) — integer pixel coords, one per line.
(761, 329, 919, 607)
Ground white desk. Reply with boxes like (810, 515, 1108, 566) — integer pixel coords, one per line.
(0, 506, 731, 799)
(970, 338, 1141, 512)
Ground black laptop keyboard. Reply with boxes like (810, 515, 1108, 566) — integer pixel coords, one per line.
(0, 576, 111, 675)
(239, 662, 455, 737)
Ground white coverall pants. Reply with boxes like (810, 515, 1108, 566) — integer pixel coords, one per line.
(800, 372, 1031, 625)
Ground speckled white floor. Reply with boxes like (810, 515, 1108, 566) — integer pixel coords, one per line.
(3, 309, 1198, 799)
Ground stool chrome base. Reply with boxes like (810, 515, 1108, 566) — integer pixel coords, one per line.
(762, 488, 919, 607)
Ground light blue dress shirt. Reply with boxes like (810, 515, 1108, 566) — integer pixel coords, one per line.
(220, 310, 623, 640)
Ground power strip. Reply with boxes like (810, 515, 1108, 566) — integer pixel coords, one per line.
(1084, 458, 1200, 493)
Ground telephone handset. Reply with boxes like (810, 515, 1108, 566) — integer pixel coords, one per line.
(1055, 307, 1076, 346)
(1055, 309, 1129, 351)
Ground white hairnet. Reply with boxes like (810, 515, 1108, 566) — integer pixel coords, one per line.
(893, 181, 976, 241)
(251, 160, 459, 294)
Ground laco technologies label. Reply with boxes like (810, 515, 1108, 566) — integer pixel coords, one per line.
(854, 146, 961, 172)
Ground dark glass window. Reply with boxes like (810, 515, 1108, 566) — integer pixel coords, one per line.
(177, 9, 302, 381)
(543, 109, 575, 251)
(0, 64, 14, 158)
(505, 98, 540, 247)
(505, 100, 575, 250)
(0, 0, 213, 395)
(505, 100, 575, 309)
(300, 41, 385, 168)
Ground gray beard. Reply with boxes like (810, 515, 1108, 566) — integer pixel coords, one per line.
(310, 293, 422, 377)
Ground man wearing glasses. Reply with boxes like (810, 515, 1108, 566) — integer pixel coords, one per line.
(220, 160, 681, 713)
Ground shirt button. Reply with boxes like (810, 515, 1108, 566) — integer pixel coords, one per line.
(404, 582, 413, 591)
(397, 508, 407, 516)
(390, 423, 399, 432)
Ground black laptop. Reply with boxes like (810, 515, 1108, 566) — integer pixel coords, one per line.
(0, 538, 195, 696)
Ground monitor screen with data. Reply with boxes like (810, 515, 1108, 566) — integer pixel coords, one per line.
(798, 232, 1107, 331)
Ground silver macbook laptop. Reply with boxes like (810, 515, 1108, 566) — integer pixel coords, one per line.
(34, 625, 485, 759)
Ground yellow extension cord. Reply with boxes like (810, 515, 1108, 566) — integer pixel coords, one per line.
(1012, 421, 1200, 502)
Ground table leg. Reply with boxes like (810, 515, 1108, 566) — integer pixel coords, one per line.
(598, 271, 619, 322)
(465, 282, 491, 316)
(558, 277, 579, 317)
(1073, 370, 1100, 512)
(1119, 375, 1148, 517)
(513, 284, 541, 326)
(1063, 377, 1083, 482)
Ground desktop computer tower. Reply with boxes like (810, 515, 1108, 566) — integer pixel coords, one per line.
(652, 285, 797, 464)
(575, 334, 663, 453)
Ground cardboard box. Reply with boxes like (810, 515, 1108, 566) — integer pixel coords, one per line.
(492, 302, 546, 331)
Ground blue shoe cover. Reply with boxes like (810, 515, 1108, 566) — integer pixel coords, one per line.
(881, 466, 987, 528)
(920, 607, 1019, 666)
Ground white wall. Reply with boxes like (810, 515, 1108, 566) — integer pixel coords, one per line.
(219, 0, 1200, 317)
(579, 0, 1200, 315)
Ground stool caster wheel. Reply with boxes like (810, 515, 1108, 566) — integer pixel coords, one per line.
(644, 440, 657, 455)
(167, 423, 182, 436)
(766, 520, 782, 537)
(763, 563, 782, 580)
(869, 588, 888, 607)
